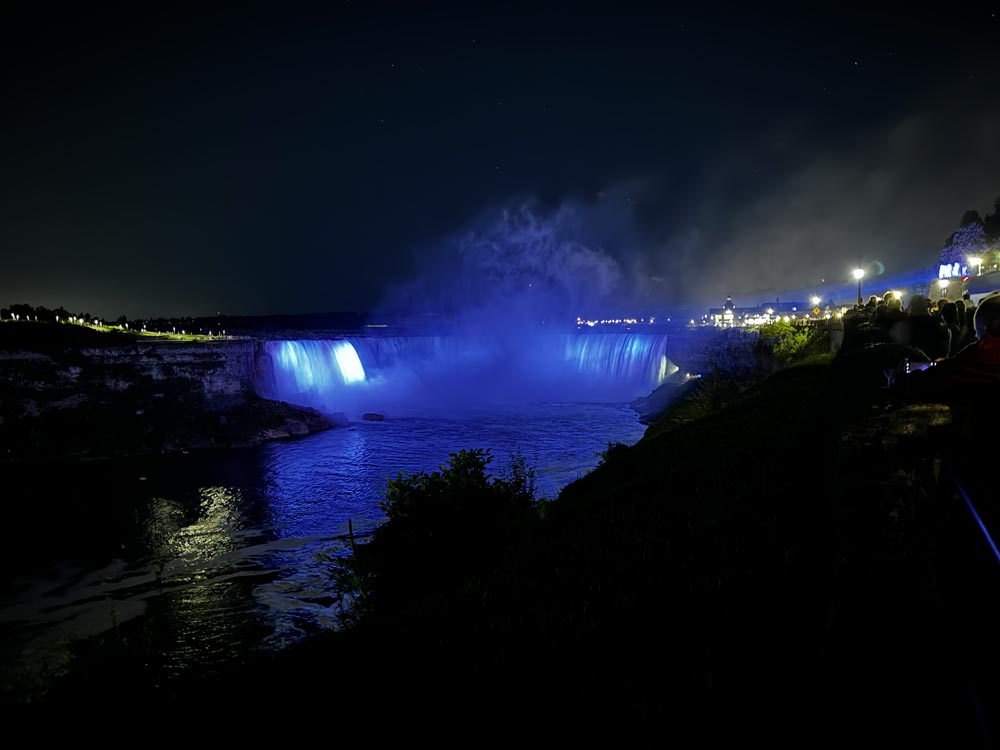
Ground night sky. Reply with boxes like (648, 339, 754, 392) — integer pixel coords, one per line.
(3, 3, 999, 320)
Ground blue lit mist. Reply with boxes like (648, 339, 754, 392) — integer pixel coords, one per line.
(254, 333, 679, 419)
(246, 197, 693, 418)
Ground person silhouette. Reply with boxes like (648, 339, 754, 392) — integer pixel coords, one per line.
(891, 293, 1000, 403)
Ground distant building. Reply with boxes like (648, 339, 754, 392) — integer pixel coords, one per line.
(704, 296, 813, 328)
(934, 252, 1000, 301)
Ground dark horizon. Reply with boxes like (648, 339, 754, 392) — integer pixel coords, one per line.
(1, 258, 953, 328)
(3, 3, 999, 319)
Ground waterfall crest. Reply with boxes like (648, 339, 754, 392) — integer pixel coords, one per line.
(254, 333, 677, 418)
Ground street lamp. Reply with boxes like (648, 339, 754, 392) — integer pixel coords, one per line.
(852, 268, 865, 306)
(810, 295, 822, 307)
(968, 256, 983, 276)
(938, 279, 949, 298)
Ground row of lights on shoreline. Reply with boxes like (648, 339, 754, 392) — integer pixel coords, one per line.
(575, 316, 664, 328)
(581, 261, 937, 332)
(50, 316, 227, 338)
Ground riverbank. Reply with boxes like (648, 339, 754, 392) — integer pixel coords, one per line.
(19, 334, 993, 740)
(266, 342, 990, 740)
(10, 320, 999, 741)
(0, 323, 336, 462)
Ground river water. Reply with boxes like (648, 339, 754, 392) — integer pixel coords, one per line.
(0, 401, 646, 699)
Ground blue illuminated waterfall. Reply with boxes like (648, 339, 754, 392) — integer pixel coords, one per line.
(269, 340, 366, 389)
(561, 333, 676, 383)
(254, 333, 678, 418)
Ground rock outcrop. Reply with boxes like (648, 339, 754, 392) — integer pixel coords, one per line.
(0, 338, 336, 461)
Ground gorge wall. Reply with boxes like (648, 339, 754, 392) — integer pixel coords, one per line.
(0, 340, 333, 462)
(0, 325, 778, 461)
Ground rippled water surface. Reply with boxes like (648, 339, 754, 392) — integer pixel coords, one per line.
(0, 402, 645, 697)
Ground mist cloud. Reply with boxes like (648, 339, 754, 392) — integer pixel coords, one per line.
(382, 108, 1000, 324)
(659, 111, 1000, 305)
(379, 199, 635, 328)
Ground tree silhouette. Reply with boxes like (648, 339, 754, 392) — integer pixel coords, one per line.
(984, 196, 1000, 243)
(941, 210, 988, 266)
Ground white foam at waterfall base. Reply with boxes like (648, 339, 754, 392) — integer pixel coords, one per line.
(254, 333, 677, 419)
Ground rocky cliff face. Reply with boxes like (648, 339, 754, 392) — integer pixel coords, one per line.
(0, 340, 335, 462)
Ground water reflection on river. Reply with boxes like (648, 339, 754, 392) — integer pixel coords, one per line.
(0, 402, 645, 699)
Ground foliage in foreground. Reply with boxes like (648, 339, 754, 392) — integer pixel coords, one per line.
(344, 448, 537, 622)
(755, 321, 831, 368)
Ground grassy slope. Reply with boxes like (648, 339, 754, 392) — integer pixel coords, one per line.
(0, 321, 136, 351)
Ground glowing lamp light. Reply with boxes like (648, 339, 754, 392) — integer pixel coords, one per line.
(810, 296, 821, 307)
(892, 290, 903, 300)
(969, 256, 983, 276)
(939, 279, 949, 293)
(853, 267, 865, 305)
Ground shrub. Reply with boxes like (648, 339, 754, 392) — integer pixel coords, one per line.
(346, 448, 537, 620)
(757, 322, 828, 367)
(596, 441, 630, 466)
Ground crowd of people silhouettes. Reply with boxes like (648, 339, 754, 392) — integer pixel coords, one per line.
(840, 288, 1000, 408)
(888, 291, 1000, 404)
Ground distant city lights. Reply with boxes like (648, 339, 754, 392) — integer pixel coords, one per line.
(702, 295, 845, 329)
(576, 316, 655, 328)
